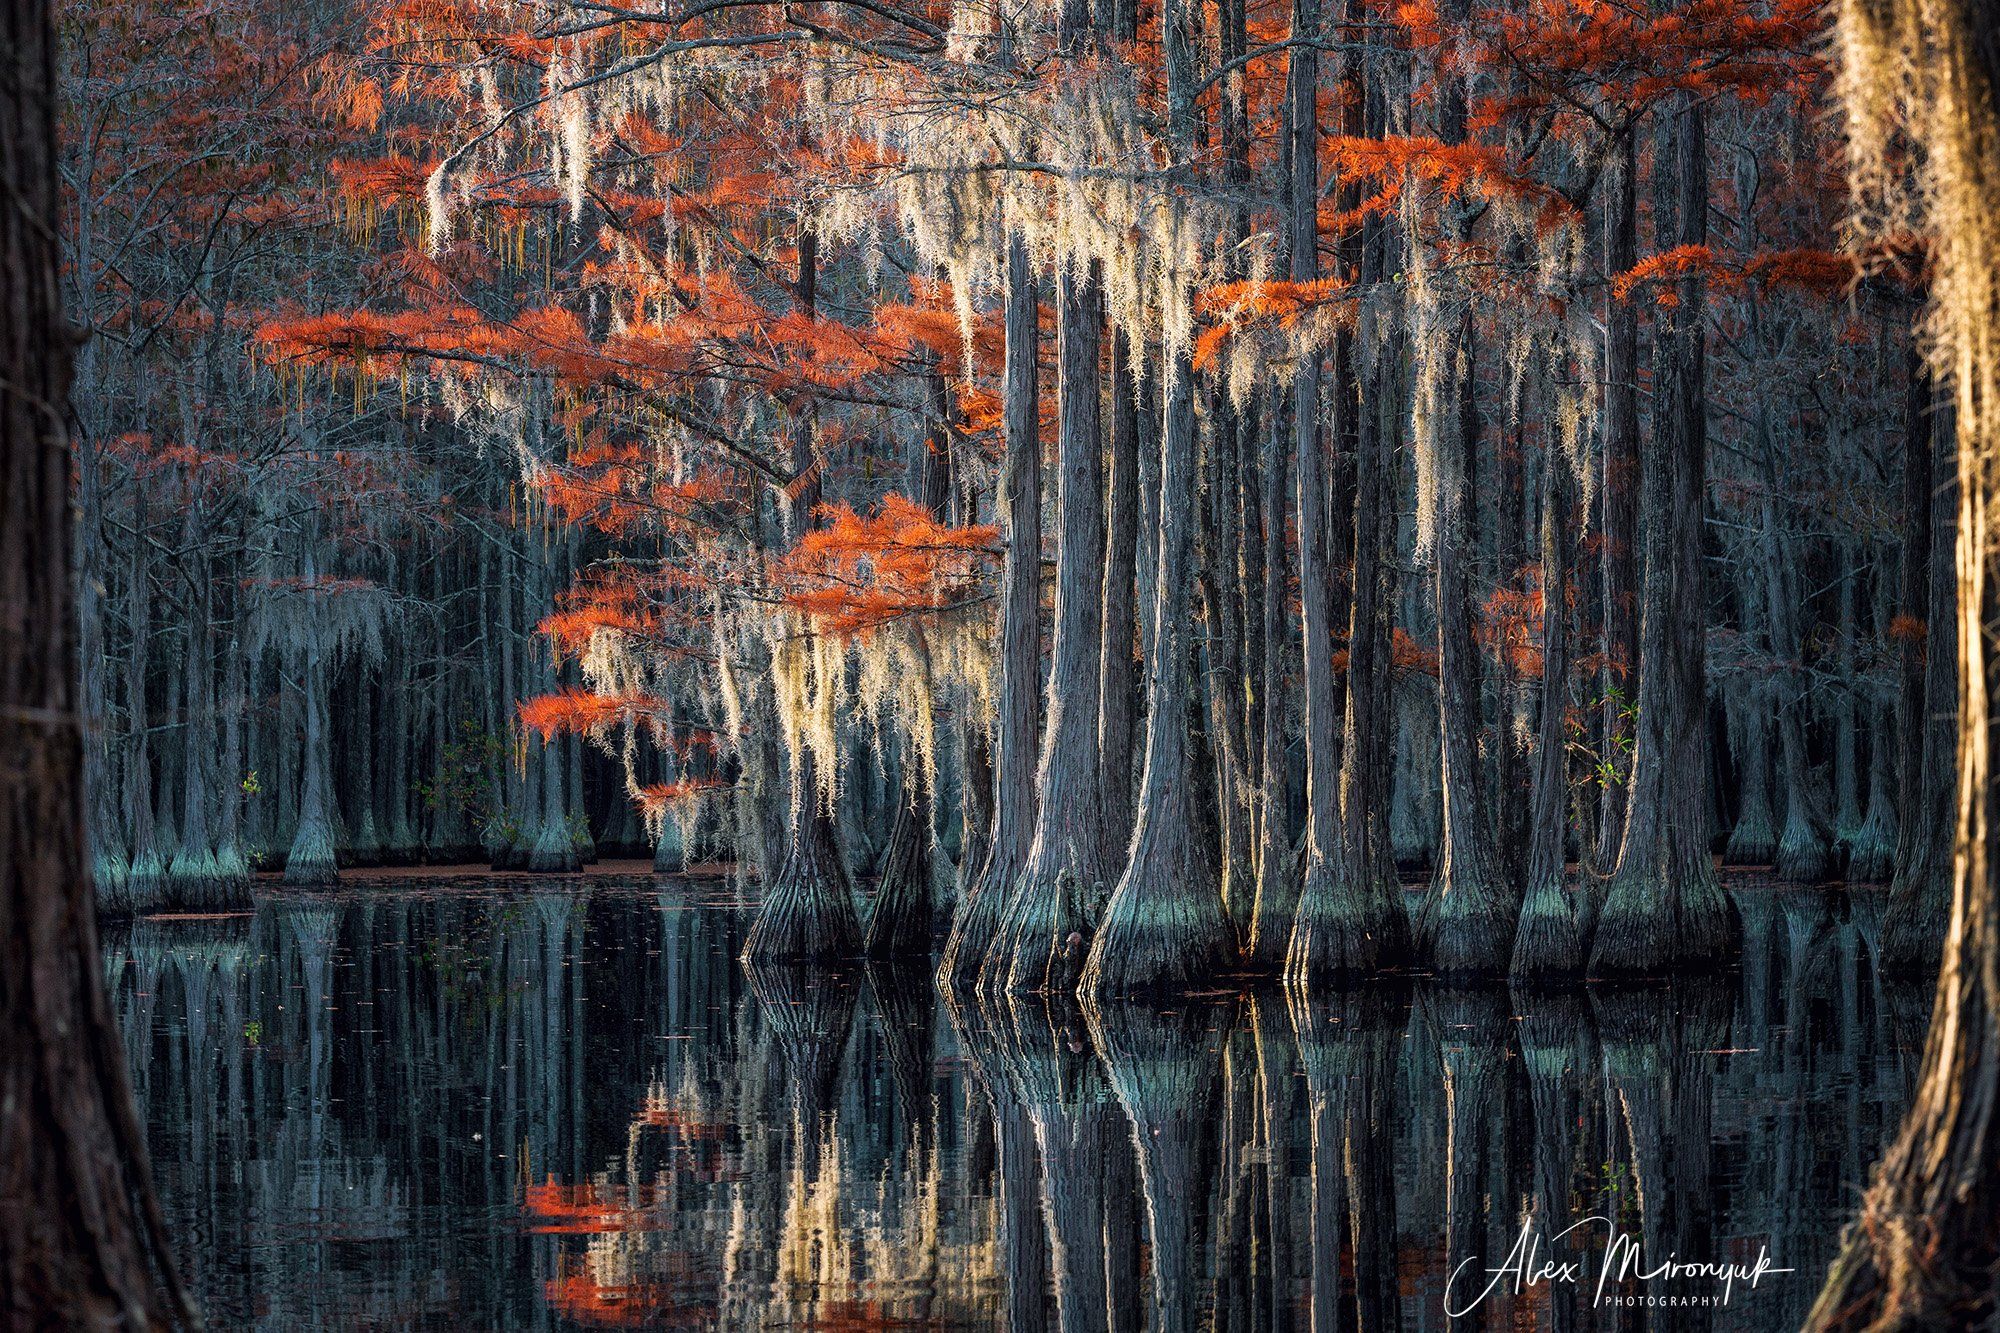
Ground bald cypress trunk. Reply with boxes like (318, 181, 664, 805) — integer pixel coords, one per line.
(1418, 17, 1517, 973)
(1513, 436, 1589, 976)
(0, 0, 197, 1310)
(1882, 383, 1956, 972)
(1283, 0, 1410, 984)
(941, 235, 1041, 987)
(1082, 0, 1236, 996)
(1099, 331, 1142, 870)
(1725, 639, 1781, 866)
(1599, 129, 1642, 868)
(1809, 10, 2000, 1320)
(123, 488, 162, 908)
(1246, 403, 1296, 970)
(285, 650, 339, 888)
(993, 42, 1107, 989)
(1758, 417, 1836, 883)
(1850, 576, 1901, 883)
(1591, 78, 1736, 976)
(744, 227, 860, 963)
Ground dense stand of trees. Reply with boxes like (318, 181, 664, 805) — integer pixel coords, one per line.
(69, 0, 1946, 993)
(13, 0, 2000, 1320)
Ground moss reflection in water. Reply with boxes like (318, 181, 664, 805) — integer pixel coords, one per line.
(113, 874, 1917, 1329)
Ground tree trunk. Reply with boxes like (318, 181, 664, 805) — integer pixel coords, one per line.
(1082, 0, 1236, 996)
(1514, 434, 1589, 976)
(1591, 78, 1736, 975)
(1420, 310, 1518, 975)
(1284, 0, 1410, 984)
(1246, 406, 1296, 969)
(1725, 684, 1781, 865)
(1758, 418, 1836, 883)
(940, 234, 1041, 987)
(1851, 570, 1902, 882)
(744, 227, 861, 962)
(123, 488, 162, 909)
(1099, 330, 1142, 871)
(1883, 380, 1957, 972)
(1598, 128, 1641, 869)
(992, 199, 1107, 993)
(1416, 0, 1517, 975)
(0, 0, 198, 1312)
(1809, 6, 2000, 1322)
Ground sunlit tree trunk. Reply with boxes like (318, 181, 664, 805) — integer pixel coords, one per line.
(941, 235, 1041, 986)
(1082, 0, 1236, 996)
(994, 0, 1107, 990)
(1811, 6, 2000, 1321)
(0, 0, 197, 1311)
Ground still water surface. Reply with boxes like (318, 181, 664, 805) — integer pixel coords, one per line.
(110, 874, 1916, 1330)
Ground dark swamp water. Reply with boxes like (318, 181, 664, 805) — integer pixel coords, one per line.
(109, 872, 1921, 1331)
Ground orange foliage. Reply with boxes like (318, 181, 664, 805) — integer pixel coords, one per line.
(518, 688, 671, 738)
(777, 495, 999, 637)
(635, 778, 729, 821)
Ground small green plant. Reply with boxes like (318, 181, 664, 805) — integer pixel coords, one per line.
(421, 719, 508, 823)
(241, 769, 261, 795)
(243, 1019, 263, 1047)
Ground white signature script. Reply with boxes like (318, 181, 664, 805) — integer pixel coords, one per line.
(1443, 1216, 1793, 1317)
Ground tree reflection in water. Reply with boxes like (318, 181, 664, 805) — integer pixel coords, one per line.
(113, 876, 1914, 1329)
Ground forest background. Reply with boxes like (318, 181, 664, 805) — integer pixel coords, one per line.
(59, 0, 1947, 990)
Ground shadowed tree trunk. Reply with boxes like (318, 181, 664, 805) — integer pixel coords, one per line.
(1591, 66, 1737, 976)
(1882, 388, 1957, 972)
(1513, 435, 1591, 976)
(864, 743, 936, 960)
(1809, 5, 2000, 1322)
(1417, 0, 1518, 975)
(1099, 329, 1142, 871)
(123, 486, 162, 906)
(1, 0, 199, 1314)
(941, 235, 1042, 988)
(1598, 125, 1642, 869)
(284, 649, 339, 888)
(744, 226, 861, 964)
(866, 366, 955, 961)
(1246, 407, 1296, 970)
(1725, 682, 1780, 866)
(1758, 417, 1836, 883)
(1286, 0, 1411, 984)
(1850, 576, 1900, 882)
